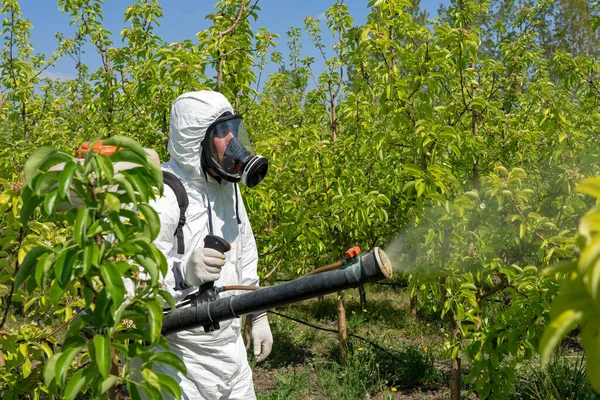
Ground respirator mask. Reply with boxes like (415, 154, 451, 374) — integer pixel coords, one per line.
(201, 112, 268, 188)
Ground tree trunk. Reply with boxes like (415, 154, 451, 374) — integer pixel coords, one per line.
(410, 292, 418, 318)
(109, 348, 121, 400)
(22, 102, 27, 142)
(358, 285, 367, 310)
(440, 276, 462, 400)
(472, 61, 479, 189)
(330, 93, 337, 142)
(216, 52, 224, 92)
(409, 247, 417, 318)
(337, 291, 347, 365)
(472, 102, 479, 189)
(451, 356, 462, 400)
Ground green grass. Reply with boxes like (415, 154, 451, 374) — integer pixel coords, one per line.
(253, 285, 446, 399)
(253, 285, 600, 400)
(513, 352, 600, 400)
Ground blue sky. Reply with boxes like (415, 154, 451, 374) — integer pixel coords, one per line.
(13, 0, 450, 83)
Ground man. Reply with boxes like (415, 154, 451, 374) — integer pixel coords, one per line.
(150, 90, 273, 399)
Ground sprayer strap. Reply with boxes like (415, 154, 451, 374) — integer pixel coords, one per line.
(162, 171, 189, 255)
(202, 169, 215, 235)
(234, 183, 241, 225)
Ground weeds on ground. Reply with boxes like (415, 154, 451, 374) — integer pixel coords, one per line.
(256, 294, 444, 400)
(513, 352, 599, 400)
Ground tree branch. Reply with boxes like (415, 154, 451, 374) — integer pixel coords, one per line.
(260, 259, 282, 283)
(0, 227, 24, 331)
(217, 1, 247, 39)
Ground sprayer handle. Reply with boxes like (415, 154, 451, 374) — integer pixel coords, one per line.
(204, 234, 231, 254)
(199, 235, 231, 294)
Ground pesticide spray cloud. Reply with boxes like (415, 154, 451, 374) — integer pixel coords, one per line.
(383, 233, 413, 274)
(382, 204, 466, 277)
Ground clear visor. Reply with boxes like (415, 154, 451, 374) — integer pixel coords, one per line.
(205, 115, 255, 178)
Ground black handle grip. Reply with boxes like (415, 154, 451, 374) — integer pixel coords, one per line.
(204, 234, 231, 253)
(199, 235, 231, 293)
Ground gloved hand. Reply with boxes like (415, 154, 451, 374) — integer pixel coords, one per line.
(184, 247, 227, 287)
(252, 313, 273, 363)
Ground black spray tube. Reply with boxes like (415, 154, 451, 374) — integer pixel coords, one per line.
(162, 248, 392, 335)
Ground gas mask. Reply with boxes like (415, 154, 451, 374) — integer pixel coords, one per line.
(201, 112, 268, 188)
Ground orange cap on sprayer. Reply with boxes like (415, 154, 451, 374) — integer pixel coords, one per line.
(345, 246, 361, 259)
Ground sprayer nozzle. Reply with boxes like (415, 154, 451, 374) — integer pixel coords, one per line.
(374, 247, 393, 279)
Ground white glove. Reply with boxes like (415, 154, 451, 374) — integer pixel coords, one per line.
(252, 313, 273, 363)
(184, 247, 227, 287)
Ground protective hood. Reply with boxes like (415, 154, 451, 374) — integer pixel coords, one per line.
(167, 91, 234, 181)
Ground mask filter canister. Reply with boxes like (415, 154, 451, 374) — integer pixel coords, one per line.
(241, 155, 268, 188)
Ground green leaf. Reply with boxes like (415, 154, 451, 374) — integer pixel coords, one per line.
(121, 169, 150, 202)
(103, 136, 148, 163)
(64, 369, 87, 400)
(463, 191, 479, 200)
(43, 188, 59, 215)
(14, 246, 48, 289)
(54, 249, 76, 288)
(49, 281, 66, 305)
(92, 288, 111, 329)
(82, 243, 99, 274)
(460, 283, 477, 291)
(138, 204, 160, 241)
(540, 309, 583, 365)
(146, 299, 163, 343)
(541, 260, 577, 276)
(159, 289, 177, 312)
(93, 334, 111, 379)
(44, 353, 60, 390)
(119, 208, 141, 227)
(24, 146, 71, 187)
(519, 223, 525, 239)
(56, 345, 84, 386)
(115, 176, 137, 203)
(108, 212, 127, 242)
(585, 256, 600, 306)
(87, 219, 110, 237)
(577, 177, 600, 200)
(97, 154, 115, 182)
(74, 207, 89, 247)
(22, 357, 31, 378)
(140, 382, 161, 400)
(127, 382, 143, 400)
(581, 320, 600, 393)
(100, 262, 125, 307)
(58, 161, 78, 202)
(100, 375, 119, 395)
(149, 351, 187, 374)
(20, 186, 44, 224)
(141, 368, 161, 390)
(105, 193, 121, 211)
(579, 234, 600, 275)
(136, 255, 158, 286)
(35, 252, 55, 288)
(33, 169, 63, 197)
(155, 372, 182, 399)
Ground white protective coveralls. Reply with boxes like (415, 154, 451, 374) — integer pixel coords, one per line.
(149, 91, 261, 399)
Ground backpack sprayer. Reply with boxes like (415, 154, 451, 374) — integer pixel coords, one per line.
(161, 242, 393, 335)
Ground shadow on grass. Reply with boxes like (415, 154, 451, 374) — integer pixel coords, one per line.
(284, 295, 440, 333)
(254, 321, 314, 369)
